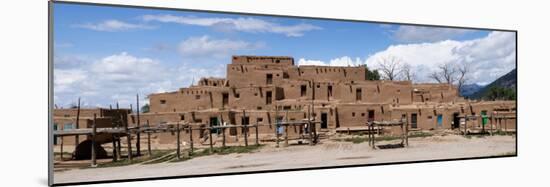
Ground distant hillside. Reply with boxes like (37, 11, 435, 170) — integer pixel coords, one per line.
(460, 83, 484, 97)
(470, 68, 517, 100)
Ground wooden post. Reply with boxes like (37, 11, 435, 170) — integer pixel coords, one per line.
(147, 120, 151, 157)
(400, 123, 404, 145)
(91, 114, 97, 167)
(60, 136, 64, 160)
(276, 108, 280, 148)
(189, 126, 194, 155)
(116, 138, 121, 160)
(464, 115, 468, 136)
(222, 127, 226, 148)
(112, 134, 117, 162)
(243, 110, 248, 147)
(504, 118, 508, 134)
(284, 111, 289, 147)
(490, 115, 494, 136)
(127, 132, 132, 161)
(209, 125, 213, 152)
(75, 97, 81, 146)
(255, 123, 259, 145)
(371, 123, 376, 149)
(176, 123, 181, 160)
(405, 115, 409, 147)
(308, 105, 313, 146)
(136, 94, 141, 156)
(147, 131, 152, 157)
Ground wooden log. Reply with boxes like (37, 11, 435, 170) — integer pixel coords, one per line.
(91, 114, 97, 167)
(189, 126, 194, 155)
(504, 118, 508, 134)
(136, 94, 141, 156)
(308, 105, 313, 146)
(209, 124, 213, 152)
(112, 134, 117, 162)
(255, 123, 259, 146)
(405, 115, 409, 147)
(243, 110, 248, 147)
(147, 132, 151, 157)
(75, 97, 81, 146)
(60, 136, 64, 160)
(490, 115, 494, 136)
(222, 127, 226, 148)
(176, 123, 181, 160)
(116, 138, 121, 160)
(464, 117, 468, 136)
(276, 108, 280, 148)
(284, 111, 289, 147)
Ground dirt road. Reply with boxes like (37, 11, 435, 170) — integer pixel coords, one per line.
(54, 135, 515, 184)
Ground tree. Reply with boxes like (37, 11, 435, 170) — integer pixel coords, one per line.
(377, 56, 403, 81)
(141, 104, 150, 113)
(456, 63, 470, 93)
(401, 63, 415, 82)
(430, 62, 457, 84)
(366, 68, 381, 80)
(486, 86, 516, 101)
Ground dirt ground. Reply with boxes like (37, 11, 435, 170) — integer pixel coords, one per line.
(54, 134, 516, 184)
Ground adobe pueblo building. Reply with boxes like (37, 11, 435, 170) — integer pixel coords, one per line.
(128, 55, 516, 145)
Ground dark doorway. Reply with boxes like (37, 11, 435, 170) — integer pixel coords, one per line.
(266, 91, 272, 104)
(321, 113, 328, 129)
(222, 93, 229, 107)
(411, 113, 418, 128)
(301, 85, 307, 97)
(367, 110, 375, 122)
(210, 117, 219, 134)
(452, 113, 460, 129)
(356, 88, 362, 101)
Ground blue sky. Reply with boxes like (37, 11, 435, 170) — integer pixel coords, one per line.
(53, 3, 516, 108)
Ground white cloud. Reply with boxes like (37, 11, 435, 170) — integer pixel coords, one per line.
(179, 35, 263, 58)
(297, 56, 366, 67)
(74, 20, 154, 32)
(366, 31, 516, 84)
(392, 25, 474, 43)
(142, 14, 321, 37)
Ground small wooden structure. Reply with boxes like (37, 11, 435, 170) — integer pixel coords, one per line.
(366, 117, 409, 149)
(459, 112, 516, 135)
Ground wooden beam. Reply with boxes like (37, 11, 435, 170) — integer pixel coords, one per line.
(136, 94, 141, 156)
(176, 123, 181, 160)
(284, 111, 289, 147)
(91, 114, 97, 167)
(255, 123, 259, 146)
(209, 124, 213, 152)
(75, 97, 81, 146)
(112, 134, 117, 162)
(243, 110, 248, 147)
(189, 126, 194, 155)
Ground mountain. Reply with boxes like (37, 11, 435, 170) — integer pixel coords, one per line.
(460, 83, 484, 97)
(469, 68, 517, 100)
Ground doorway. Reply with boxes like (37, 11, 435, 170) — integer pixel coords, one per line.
(210, 117, 219, 134)
(367, 110, 375, 122)
(321, 113, 328, 129)
(411, 113, 418, 128)
(452, 113, 460, 129)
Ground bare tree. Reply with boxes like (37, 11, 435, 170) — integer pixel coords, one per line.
(401, 63, 415, 82)
(377, 56, 403, 81)
(456, 63, 470, 92)
(430, 62, 457, 84)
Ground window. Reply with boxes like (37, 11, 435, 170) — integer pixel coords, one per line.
(63, 123, 74, 130)
(361, 113, 365, 117)
(160, 100, 166, 104)
(195, 95, 200, 100)
(328, 85, 333, 97)
(266, 74, 273, 84)
(257, 118, 263, 122)
(180, 115, 185, 121)
(437, 114, 443, 126)
(356, 88, 362, 101)
(352, 112, 355, 117)
(301, 85, 307, 97)
(283, 106, 291, 110)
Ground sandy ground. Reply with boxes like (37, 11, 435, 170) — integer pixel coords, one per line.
(54, 134, 515, 184)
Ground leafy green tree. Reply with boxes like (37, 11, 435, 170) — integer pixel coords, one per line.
(141, 104, 150, 113)
(367, 69, 381, 80)
(486, 86, 516, 101)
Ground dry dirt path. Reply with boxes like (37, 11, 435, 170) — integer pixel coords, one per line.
(54, 135, 515, 184)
